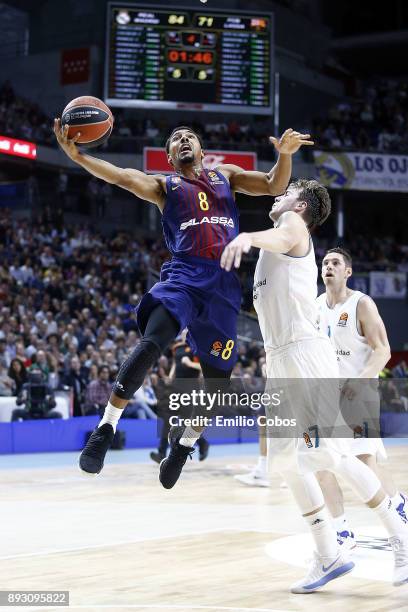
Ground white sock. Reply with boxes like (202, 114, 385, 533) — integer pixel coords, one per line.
(98, 402, 123, 433)
(332, 514, 351, 534)
(180, 425, 200, 448)
(374, 496, 407, 538)
(257, 455, 267, 473)
(304, 508, 339, 558)
(391, 492, 403, 508)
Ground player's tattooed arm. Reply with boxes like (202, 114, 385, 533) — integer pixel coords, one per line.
(53, 118, 166, 209)
(220, 212, 306, 271)
(218, 129, 314, 196)
(357, 296, 391, 378)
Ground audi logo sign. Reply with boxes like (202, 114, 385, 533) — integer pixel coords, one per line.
(143, 147, 256, 173)
(0, 136, 37, 160)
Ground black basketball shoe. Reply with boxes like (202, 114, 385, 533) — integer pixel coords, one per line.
(79, 423, 114, 475)
(159, 426, 194, 489)
(197, 437, 210, 461)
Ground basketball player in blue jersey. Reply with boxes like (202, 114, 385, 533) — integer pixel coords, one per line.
(54, 120, 313, 488)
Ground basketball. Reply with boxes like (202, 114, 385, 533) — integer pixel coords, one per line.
(61, 96, 114, 148)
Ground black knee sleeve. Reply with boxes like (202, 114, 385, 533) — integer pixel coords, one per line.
(113, 305, 179, 401)
(113, 339, 161, 400)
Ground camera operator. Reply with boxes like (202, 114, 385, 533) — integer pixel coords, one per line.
(11, 367, 62, 421)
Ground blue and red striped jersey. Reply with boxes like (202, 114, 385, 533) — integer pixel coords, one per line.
(162, 168, 239, 260)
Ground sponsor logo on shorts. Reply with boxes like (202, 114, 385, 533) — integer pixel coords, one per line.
(303, 432, 313, 448)
(210, 340, 223, 357)
(337, 312, 348, 326)
(180, 217, 234, 231)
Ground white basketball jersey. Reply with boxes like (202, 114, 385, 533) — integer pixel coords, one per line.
(316, 291, 373, 378)
(253, 238, 325, 350)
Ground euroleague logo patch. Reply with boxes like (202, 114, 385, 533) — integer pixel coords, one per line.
(303, 432, 313, 448)
(337, 312, 348, 326)
(210, 340, 223, 357)
(207, 170, 223, 185)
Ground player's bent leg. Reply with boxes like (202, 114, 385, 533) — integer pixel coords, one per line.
(281, 470, 354, 593)
(358, 453, 408, 521)
(80, 305, 180, 475)
(317, 470, 356, 552)
(159, 361, 232, 489)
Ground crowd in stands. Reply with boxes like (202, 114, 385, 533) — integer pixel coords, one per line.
(0, 81, 54, 145)
(314, 79, 408, 153)
(381, 361, 408, 413)
(108, 114, 274, 155)
(314, 235, 408, 274)
(0, 207, 166, 412)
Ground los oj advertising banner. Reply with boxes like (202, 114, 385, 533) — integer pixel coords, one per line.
(314, 151, 408, 193)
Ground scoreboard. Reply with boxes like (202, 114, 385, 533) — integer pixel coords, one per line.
(105, 3, 273, 114)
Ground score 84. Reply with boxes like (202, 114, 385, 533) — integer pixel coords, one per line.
(168, 14, 185, 25)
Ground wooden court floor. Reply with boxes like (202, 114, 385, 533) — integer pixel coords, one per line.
(1, 445, 408, 612)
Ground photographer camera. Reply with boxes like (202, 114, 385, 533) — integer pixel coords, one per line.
(11, 367, 62, 421)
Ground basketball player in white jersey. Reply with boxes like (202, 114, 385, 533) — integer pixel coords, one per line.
(316, 247, 407, 550)
(221, 179, 408, 592)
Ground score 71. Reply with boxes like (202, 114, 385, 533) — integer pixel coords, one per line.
(198, 16, 214, 27)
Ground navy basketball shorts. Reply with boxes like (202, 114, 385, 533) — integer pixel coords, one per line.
(136, 255, 241, 371)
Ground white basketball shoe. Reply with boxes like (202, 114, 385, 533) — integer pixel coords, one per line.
(290, 550, 354, 594)
(390, 536, 408, 586)
(234, 466, 270, 487)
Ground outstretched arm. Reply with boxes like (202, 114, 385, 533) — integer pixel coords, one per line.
(218, 129, 314, 197)
(53, 119, 165, 208)
(220, 211, 307, 271)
